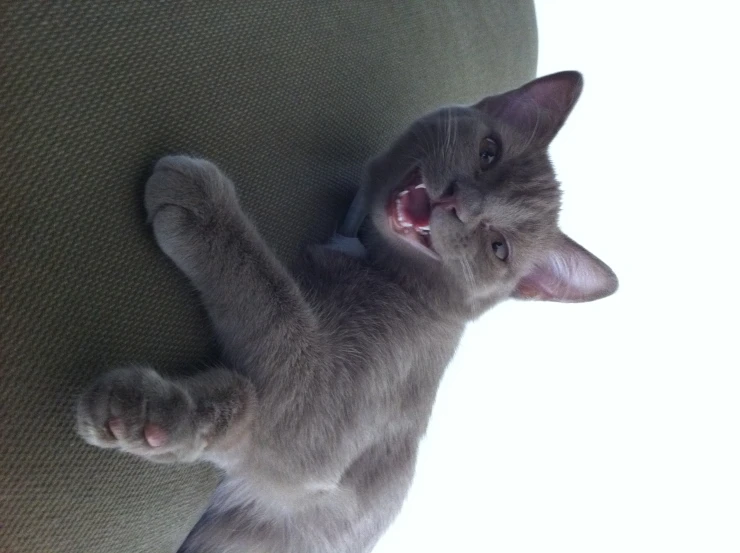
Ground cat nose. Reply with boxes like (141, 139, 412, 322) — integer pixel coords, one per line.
(436, 178, 483, 224)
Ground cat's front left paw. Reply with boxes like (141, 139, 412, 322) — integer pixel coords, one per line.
(76, 367, 207, 463)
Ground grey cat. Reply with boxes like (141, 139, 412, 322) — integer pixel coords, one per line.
(77, 71, 617, 553)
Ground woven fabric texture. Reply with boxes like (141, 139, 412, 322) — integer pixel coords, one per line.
(0, 1, 537, 551)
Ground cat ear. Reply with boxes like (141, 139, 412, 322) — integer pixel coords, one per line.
(476, 71, 583, 147)
(513, 233, 618, 302)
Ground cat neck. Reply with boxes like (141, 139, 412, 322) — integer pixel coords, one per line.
(360, 229, 475, 322)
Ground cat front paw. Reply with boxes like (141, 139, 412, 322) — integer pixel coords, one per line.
(76, 367, 206, 463)
(144, 155, 241, 271)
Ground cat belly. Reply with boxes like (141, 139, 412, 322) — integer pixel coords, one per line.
(181, 439, 415, 553)
(179, 482, 398, 553)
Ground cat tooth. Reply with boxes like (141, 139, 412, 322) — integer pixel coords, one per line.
(417, 224, 430, 232)
(395, 199, 412, 228)
(399, 189, 409, 197)
(414, 183, 427, 190)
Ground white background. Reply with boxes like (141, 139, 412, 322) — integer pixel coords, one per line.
(375, 1, 740, 552)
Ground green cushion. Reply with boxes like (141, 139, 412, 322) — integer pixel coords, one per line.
(0, 2, 537, 551)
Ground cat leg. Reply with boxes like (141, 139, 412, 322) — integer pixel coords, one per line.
(141, 157, 351, 480)
(76, 365, 255, 464)
(144, 155, 319, 372)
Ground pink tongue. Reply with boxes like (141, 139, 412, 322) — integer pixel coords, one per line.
(401, 187, 431, 226)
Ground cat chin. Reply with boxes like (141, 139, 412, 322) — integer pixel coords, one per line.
(388, 225, 441, 261)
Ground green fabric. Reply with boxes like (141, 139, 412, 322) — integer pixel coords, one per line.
(0, 1, 537, 551)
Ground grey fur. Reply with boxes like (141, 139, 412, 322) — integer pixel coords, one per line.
(77, 71, 617, 553)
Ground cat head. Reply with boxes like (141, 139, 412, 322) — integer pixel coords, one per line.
(359, 71, 618, 315)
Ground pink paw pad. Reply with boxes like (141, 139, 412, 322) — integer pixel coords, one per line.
(144, 423, 168, 447)
(106, 417, 168, 448)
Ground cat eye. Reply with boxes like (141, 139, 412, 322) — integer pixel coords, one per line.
(492, 240, 508, 261)
(491, 233, 509, 261)
(479, 136, 500, 171)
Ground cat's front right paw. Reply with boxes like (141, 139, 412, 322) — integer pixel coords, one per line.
(144, 155, 242, 274)
(76, 367, 207, 463)
(144, 155, 238, 222)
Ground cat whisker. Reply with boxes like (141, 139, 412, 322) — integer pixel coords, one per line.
(407, 127, 434, 167)
(458, 256, 475, 288)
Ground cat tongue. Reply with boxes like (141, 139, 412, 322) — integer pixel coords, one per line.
(401, 186, 431, 227)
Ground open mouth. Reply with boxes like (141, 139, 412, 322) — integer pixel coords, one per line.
(386, 169, 438, 259)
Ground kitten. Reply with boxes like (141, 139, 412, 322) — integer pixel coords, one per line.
(77, 71, 617, 553)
